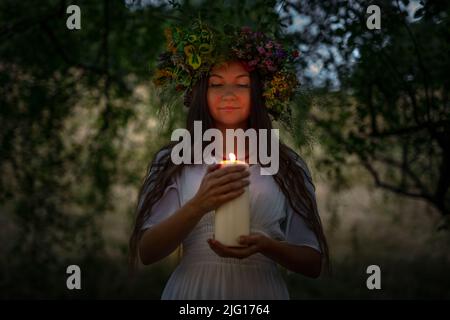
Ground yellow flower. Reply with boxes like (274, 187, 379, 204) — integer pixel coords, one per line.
(184, 45, 201, 69)
(153, 68, 174, 86)
(187, 52, 201, 69)
(198, 43, 212, 55)
(164, 27, 177, 53)
(184, 45, 195, 56)
(188, 34, 198, 43)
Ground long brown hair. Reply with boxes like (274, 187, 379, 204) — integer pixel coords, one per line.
(129, 65, 331, 274)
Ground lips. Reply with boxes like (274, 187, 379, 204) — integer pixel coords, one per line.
(219, 106, 240, 111)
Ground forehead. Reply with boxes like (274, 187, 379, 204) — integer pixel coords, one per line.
(209, 61, 249, 78)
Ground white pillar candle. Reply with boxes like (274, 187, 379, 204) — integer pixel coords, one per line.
(214, 153, 250, 247)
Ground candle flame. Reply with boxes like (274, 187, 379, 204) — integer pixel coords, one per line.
(229, 153, 236, 162)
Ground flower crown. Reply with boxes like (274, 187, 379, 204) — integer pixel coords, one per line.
(152, 19, 300, 121)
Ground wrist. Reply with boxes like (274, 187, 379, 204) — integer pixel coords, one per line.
(184, 198, 205, 219)
(259, 235, 276, 255)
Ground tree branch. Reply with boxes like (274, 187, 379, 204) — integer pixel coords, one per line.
(395, 0, 432, 123)
(360, 156, 432, 201)
(372, 154, 430, 198)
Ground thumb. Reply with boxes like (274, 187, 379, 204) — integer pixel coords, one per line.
(207, 163, 220, 173)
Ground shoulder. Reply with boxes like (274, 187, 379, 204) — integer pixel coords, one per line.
(153, 146, 172, 164)
(145, 146, 174, 183)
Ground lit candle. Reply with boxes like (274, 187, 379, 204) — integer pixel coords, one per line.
(214, 153, 250, 247)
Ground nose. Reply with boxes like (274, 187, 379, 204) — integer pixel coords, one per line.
(221, 87, 237, 100)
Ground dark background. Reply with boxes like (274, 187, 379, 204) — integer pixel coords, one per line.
(0, 0, 449, 299)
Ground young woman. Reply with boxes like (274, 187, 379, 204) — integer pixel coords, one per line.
(129, 22, 330, 299)
(130, 20, 328, 299)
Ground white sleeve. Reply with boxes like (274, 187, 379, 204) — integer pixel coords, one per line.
(141, 181, 180, 230)
(139, 149, 181, 230)
(283, 159, 321, 253)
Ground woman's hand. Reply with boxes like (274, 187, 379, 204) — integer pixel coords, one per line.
(189, 163, 250, 217)
(207, 233, 271, 259)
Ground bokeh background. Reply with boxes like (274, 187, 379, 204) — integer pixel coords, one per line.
(1, 0, 449, 299)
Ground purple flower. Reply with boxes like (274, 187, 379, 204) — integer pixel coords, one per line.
(275, 49, 287, 59)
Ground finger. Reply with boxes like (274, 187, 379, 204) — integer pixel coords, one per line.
(207, 239, 227, 257)
(208, 240, 237, 258)
(238, 235, 259, 245)
(215, 243, 257, 259)
(206, 163, 221, 174)
(209, 164, 248, 180)
(219, 163, 248, 171)
(209, 239, 257, 258)
(216, 189, 246, 203)
(212, 170, 250, 187)
(211, 179, 249, 196)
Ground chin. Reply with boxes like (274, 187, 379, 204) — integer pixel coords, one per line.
(216, 117, 248, 128)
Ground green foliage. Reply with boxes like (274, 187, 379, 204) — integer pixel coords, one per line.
(289, 0, 450, 216)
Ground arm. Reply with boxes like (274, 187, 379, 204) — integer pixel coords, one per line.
(139, 199, 202, 265)
(261, 238, 322, 278)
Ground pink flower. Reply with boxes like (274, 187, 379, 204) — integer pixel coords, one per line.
(249, 59, 259, 67)
(257, 47, 265, 55)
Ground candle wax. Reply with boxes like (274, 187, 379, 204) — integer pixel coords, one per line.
(214, 159, 250, 247)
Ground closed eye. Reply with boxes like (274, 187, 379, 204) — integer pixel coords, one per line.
(208, 84, 250, 88)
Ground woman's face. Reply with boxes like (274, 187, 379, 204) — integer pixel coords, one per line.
(207, 60, 251, 130)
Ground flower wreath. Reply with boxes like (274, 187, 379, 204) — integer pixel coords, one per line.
(153, 18, 300, 121)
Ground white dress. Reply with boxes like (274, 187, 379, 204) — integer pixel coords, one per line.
(140, 151, 321, 300)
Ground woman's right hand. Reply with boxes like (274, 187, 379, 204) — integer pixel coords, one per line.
(189, 163, 250, 216)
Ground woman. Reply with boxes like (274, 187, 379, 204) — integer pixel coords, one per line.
(129, 22, 330, 300)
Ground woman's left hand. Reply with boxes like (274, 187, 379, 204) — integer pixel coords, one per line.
(207, 233, 271, 259)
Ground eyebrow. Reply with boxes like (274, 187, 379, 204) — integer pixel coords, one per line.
(209, 74, 250, 79)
